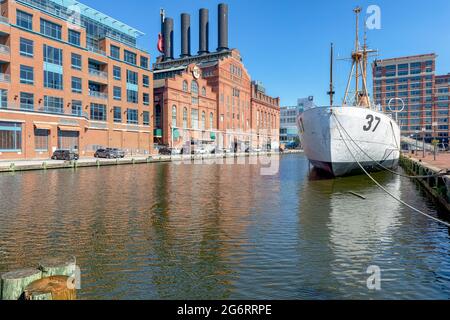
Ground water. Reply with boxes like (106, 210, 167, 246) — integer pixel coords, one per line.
(0, 154, 449, 299)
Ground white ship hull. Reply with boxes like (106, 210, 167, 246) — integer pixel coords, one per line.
(298, 106, 401, 177)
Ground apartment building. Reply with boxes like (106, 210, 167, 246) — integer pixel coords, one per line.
(0, 0, 153, 160)
(373, 53, 450, 144)
(280, 96, 314, 144)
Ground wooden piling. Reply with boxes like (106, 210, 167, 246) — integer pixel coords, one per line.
(1, 268, 42, 300)
(24, 276, 76, 300)
(38, 256, 76, 277)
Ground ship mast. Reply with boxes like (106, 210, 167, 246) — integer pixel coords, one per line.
(327, 43, 335, 107)
(343, 6, 377, 108)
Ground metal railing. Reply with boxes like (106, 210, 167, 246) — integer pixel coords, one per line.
(89, 91, 108, 100)
(0, 73, 10, 83)
(0, 102, 89, 118)
(87, 46, 107, 57)
(0, 44, 10, 55)
(89, 68, 108, 79)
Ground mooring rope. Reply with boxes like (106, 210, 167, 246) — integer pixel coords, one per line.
(332, 112, 450, 228)
(333, 114, 450, 179)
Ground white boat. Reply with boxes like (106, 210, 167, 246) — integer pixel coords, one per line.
(298, 106, 400, 176)
(298, 7, 401, 177)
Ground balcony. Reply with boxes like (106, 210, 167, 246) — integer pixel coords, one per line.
(89, 91, 108, 100)
(89, 68, 108, 79)
(0, 73, 10, 83)
(0, 16, 8, 25)
(0, 44, 10, 55)
(87, 45, 106, 57)
(0, 103, 88, 118)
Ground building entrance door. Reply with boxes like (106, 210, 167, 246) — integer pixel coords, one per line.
(58, 130, 79, 151)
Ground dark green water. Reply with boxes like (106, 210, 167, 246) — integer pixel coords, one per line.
(0, 154, 449, 299)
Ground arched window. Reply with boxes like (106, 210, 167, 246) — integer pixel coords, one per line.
(172, 105, 177, 128)
(209, 112, 214, 130)
(202, 87, 206, 96)
(191, 80, 199, 95)
(201, 111, 206, 130)
(183, 80, 188, 92)
(183, 107, 188, 129)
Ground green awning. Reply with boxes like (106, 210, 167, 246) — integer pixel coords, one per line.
(154, 129, 162, 138)
(173, 128, 180, 140)
(210, 132, 216, 140)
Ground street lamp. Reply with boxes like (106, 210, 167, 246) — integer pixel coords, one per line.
(432, 122, 438, 161)
(422, 127, 426, 158)
(414, 130, 419, 154)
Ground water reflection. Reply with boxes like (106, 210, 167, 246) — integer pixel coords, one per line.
(0, 154, 449, 299)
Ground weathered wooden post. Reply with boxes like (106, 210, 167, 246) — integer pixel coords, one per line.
(38, 256, 76, 277)
(24, 276, 76, 300)
(1, 268, 42, 300)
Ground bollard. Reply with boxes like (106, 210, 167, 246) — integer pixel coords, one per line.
(42, 162, 47, 170)
(9, 163, 15, 172)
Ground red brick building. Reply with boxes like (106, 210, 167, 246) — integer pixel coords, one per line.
(0, 0, 153, 160)
(153, 4, 280, 152)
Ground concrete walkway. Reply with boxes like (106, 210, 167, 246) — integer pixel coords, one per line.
(406, 152, 450, 172)
(0, 150, 303, 173)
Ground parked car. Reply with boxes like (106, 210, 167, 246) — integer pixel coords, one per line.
(51, 149, 79, 161)
(194, 147, 207, 155)
(158, 146, 173, 155)
(106, 148, 125, 158)
(94, 148, 117, 159)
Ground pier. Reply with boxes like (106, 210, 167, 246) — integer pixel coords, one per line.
(400, 153, 450, 212)
(0, 150, 302, 173)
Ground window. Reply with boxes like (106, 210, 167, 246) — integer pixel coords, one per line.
(72, 100, 82, 116)
(124, 50, 137, 65)
(191, 109, 199, 129)
(143, 111, 150, 126)
(202, 87, 206, 96)
(0, 90, 7, 108)
(113, 66, 121, 80)
(201, 111, 206, 130)
(110, 45, 120, 59)
(72, 77, 82, 93)
(127, 90, 138, 103)
(20, 92, 34, 110)
(90, 103, 107, 121)
(183, 107, 188, 128)
(68, 29, 81, 46)
(143, 93, 149, 105)
(191, 81, 199, 95)
(140, 56, 149, 69)
(127, 108, 138, 124)
(183, 80, 188, 92)
(71, 53, 82, 70)
(44, 96, 63, 114)
(113, 87, 122, 100)
(113, 107, 122, 123)
(44, 45, 62, 65)
(127, 70, 138, 85)
(17, 10, 33, 30)
(0, 122, 22, 152)
(40, 19, 62, 40)
(210, 112, 214, 130)
(20, 38, 34, 57)
(35, 129, 49, 151)
(172, 105, 177, 128)
(143, 75, 149, 87)
(20, 65, 34, 85)
(44, 71, 63, 90)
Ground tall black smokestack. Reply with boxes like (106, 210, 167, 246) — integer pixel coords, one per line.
(198, 8, 209, 55)
(181, 13, 191, 57)
(217, 3, 228, 51)
(163, 17, 174, 60)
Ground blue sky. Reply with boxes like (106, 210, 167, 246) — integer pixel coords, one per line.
(86, 0, 450, 106)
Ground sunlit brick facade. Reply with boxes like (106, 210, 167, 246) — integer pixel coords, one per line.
(0, 0, 153, 160)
